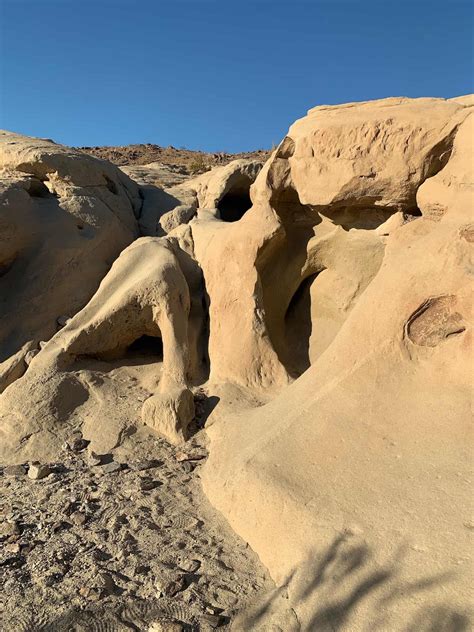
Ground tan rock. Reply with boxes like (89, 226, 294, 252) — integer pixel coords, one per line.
(0, 131, 140, 366)
(141, 387, 194, 445)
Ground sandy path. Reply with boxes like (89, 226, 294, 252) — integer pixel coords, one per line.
(0, 426, 272, 631)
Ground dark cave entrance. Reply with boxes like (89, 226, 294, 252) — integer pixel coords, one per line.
(125, 334, 163, 359)
(284, 273, 318, 377)
(217, 177, 253, 222)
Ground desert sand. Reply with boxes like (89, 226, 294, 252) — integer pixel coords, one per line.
(1, 95, 473, 631)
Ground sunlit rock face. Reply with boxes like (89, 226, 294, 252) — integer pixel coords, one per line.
(0, 95, 473, 630)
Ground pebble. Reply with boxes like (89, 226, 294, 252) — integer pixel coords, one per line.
(155, 576, 185, 598)
(99, 572, 118, 595)
(88, 451, 102, 466)
(4, 542, 21, 554)
(4, 464, 27, 477)
(175, 451, 206, 462)
(67, 437, 89, 452)
(180, 558, 201, 573)
(181, 462, 194, 474)
(70, 511, 87, 526)
(201, 613, 224, 628)
(0, 520, 20, 538)
(139, 478, 161, 492)
(27, 462, 51, 480)
(101, 461, 122, 474)
(130, 459, 162, 471)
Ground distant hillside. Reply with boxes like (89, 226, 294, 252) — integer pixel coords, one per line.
(78, 143, 270, 175)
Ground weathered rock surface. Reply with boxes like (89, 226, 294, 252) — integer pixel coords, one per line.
(202, 97, 474, 629)
(0, 96, 472, 630)
(0, 131, 141, 363)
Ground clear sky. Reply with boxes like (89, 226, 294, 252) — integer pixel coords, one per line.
(0, 0, 472, 152)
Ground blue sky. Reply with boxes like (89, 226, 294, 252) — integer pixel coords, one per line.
(0, 0, 472, 152)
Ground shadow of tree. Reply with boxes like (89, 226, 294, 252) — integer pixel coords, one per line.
(233, 533, 470, 632)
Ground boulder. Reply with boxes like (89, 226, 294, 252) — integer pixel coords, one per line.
(0, 131, 141, 363)
(202, 97, 474, 629)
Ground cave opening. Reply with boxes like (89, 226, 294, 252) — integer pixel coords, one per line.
(125, 334, 163, 359)
(284, 273, 318, 377)
(217, 177, 253, 222)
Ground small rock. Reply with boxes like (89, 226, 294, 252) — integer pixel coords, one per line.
(130, 459, 162, 471)
(181, 462, 194, 474)
(5, 542, 21, 554)
(174, 451, 189, 462)
(99, 572, 117, 595)
(88, 451, 102, 466)
(155, 576, 185, 598)
(0, 520, 20, 538)
(52, 520, 71, 533)
(4, 464, 27, 477)
(70, 511, 87, 526)
(101, 461, 122, 474)
(39, 340, 47, 350)
(67, 437, 89, 452)
(79, 585, 101, 601)
(139, 478, 161, 492)
(201, 613, 224, 628)
(179, 559, 201, 573)
(27, 462, 51, 480)
(134, 563, 150, 575)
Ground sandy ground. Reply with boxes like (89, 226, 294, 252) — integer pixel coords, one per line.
(0, 424, 273, 631)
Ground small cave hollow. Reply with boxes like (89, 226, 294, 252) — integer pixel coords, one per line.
(217, 176, 253, 222)
(83, 334, 164, 363)
(124, 334, 163, 359)
(27, 178, 54, 198)
(283, 273, 318, 377)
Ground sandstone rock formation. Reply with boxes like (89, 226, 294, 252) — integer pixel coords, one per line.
(0, 131, 141, 365)
(0, 96, 472, 630)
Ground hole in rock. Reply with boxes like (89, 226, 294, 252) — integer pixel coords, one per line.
(82, 334, 164, 364)
(125, 335, 163, 359)
(27, 179, 53, 198)
(217, 177, 252, 222)
(284, 273, 317, 377)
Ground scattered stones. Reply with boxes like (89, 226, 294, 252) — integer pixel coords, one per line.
(27, 462, 51, 480)
(4, 464, 26, 477)
(0, 431, 271, 628)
